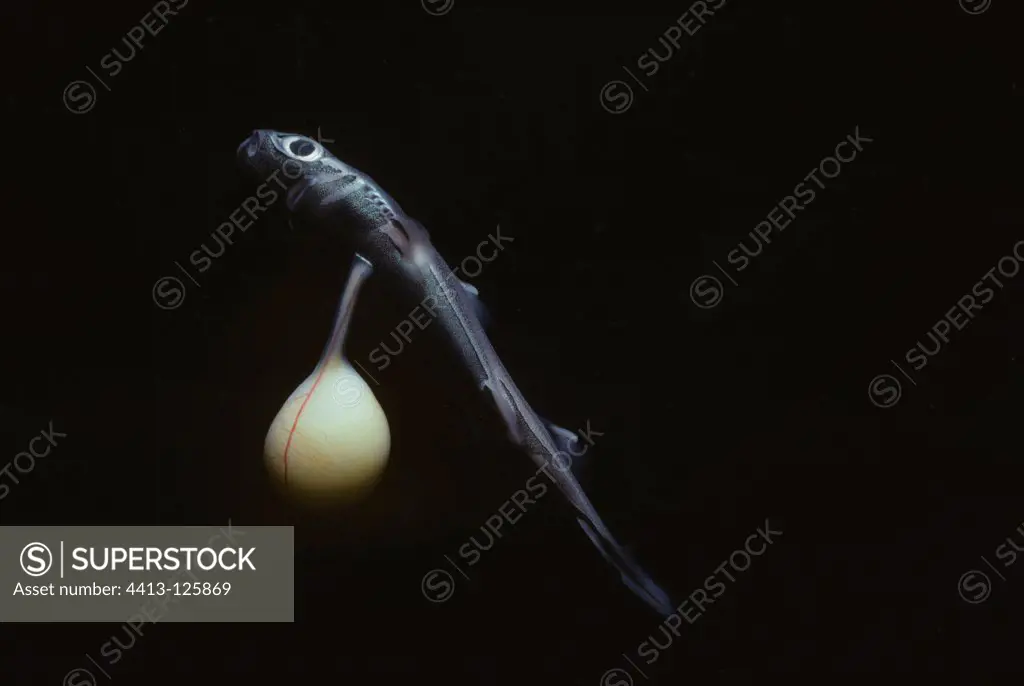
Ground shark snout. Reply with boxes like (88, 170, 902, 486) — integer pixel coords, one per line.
(236, 130, 264, 164)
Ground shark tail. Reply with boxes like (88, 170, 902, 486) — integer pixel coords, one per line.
(577, 515, 675, 617)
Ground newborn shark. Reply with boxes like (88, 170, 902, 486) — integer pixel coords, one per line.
(237, 130, 674, 616)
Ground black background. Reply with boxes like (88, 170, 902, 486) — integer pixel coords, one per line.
(3, 0, 1023, 681)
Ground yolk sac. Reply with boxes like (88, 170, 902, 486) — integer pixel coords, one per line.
(263, 255, 390, 505)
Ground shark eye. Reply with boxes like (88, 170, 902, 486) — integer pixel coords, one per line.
(281, 135, 321, 162)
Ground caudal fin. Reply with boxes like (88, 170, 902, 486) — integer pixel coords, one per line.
(577, 516, 675, 617)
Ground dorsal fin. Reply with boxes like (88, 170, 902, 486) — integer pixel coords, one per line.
(540, 417, 589, 475)
(458, 279, 490, 328)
